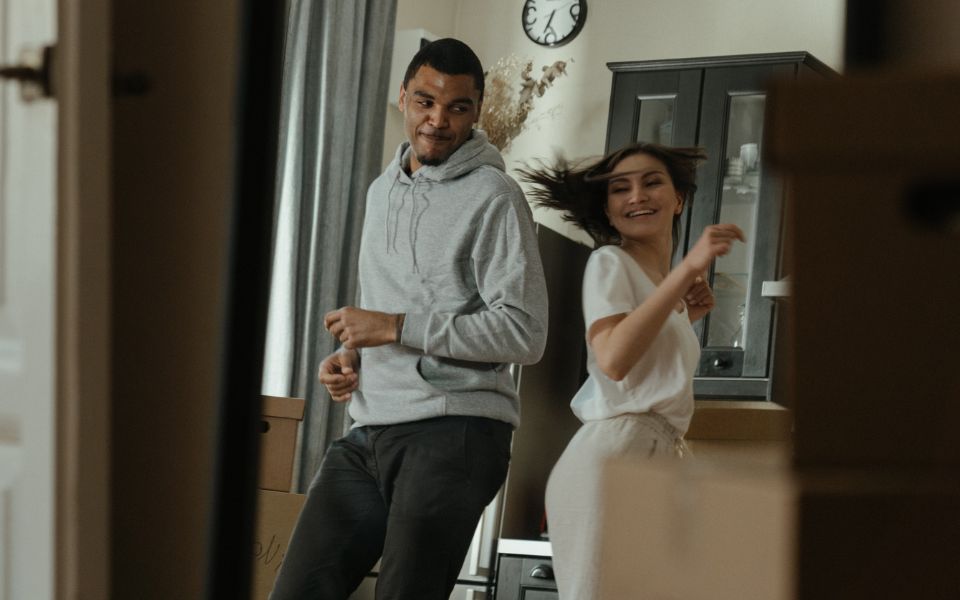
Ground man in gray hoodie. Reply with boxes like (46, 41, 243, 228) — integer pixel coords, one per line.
(270, 39, 548, 600)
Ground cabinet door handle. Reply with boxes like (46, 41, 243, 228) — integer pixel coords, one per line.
(529, 564, 554, 580)
(761, 276, 792, 298)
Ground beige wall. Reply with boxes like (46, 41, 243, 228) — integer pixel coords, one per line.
(394, 0, 460, 39)
(382, 1, 462, 167)
(386, 0, 845, 243)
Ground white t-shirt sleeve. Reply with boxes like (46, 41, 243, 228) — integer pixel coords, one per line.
(582, 247, 646, 331)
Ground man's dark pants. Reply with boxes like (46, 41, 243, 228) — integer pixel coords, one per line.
(269, 415, 512, 600)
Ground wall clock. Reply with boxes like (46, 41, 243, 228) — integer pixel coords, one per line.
(522, 0, 587, 48)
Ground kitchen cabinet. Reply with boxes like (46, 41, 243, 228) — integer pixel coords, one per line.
(605, 52, 834, 400)
(493, 540, 557, 600)
(493, 556, 557, 600)
(499, 227, 590, 542)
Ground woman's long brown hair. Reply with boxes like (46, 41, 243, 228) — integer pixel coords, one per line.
(518, 142, 706, 251)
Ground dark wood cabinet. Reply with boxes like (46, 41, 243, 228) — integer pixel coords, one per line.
(494, 555, 558, 600)
(605, 52, 834, 400)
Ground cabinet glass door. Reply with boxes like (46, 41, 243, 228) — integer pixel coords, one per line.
(690, 64, 792, 397)
(708, 93, 765, 351)
(635, 95, 676, 145)
(605, 68, 701, 151)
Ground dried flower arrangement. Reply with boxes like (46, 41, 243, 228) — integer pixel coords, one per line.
(478, 55, 571, 152)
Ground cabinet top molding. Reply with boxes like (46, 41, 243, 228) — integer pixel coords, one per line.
(607, 51, 835, 76)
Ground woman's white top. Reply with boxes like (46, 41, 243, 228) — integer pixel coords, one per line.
(571, 245, 701, 434)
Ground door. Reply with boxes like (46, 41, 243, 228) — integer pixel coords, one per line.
(0, 0, 57, 597)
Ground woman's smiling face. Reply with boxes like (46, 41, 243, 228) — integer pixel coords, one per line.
(604, 152, 683, 243)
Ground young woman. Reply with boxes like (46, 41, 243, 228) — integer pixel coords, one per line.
(520, 142, 744, 599)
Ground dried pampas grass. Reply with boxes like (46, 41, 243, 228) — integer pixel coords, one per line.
(479, 55, 571, 152)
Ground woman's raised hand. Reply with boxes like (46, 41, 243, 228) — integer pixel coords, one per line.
(682, 224, 746, 275)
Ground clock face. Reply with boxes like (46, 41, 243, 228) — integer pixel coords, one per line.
(522, 0, 586, 47)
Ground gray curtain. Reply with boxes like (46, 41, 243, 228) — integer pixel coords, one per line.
(262, 0, 398, 489)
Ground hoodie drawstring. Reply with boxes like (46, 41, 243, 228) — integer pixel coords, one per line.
(385, 171, 429, 275)
(385, 171, 404, 255)
(382, 132, 501, 274)
(409, 179, 431, 274)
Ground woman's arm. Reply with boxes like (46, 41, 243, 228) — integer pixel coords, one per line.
(589, 261, 700, 381)
(590, 224, 743, 381)
(684, 276, 715, 323)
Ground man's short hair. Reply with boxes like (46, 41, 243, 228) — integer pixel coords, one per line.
(402, 38, 485, 102)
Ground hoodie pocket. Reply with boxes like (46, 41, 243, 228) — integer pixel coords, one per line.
(416, 356, 501, 394)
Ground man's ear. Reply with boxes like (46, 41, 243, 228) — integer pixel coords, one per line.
(397, 84, 407, 111)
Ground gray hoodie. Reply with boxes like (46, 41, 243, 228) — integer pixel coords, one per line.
(351, 130, 548, 427)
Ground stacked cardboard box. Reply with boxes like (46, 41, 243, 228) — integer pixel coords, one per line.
(258, 395, 306, 492)
(252, 489, 307, 600)
(252, 396, 307, 600)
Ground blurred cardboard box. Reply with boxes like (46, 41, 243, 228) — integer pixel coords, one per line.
(598, 458, 796, 600)
(598, 458, 960, 599)
(767, 73, 960, 469)
(795, 469, 960, 599)
(259, 395, 305, 491)
(252, 489, 306, 600)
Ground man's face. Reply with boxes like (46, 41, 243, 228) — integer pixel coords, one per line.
(398, 64, 481, 172)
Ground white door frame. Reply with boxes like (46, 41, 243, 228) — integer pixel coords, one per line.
(0, 1, 56, 596)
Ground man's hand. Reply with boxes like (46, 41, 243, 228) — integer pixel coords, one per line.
(324, 307, 401, 349)
(684, 274, 715, 323)
(318, 348, 359, 402)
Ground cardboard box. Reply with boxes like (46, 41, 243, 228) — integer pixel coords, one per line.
(795, 469, 960, 599)
(598, 458, 796, 600)
(687, 400, 792, 442)
(258, 395, 306, 492)
(686, 400, 793, 469)
(597, 459, 960, 600)
(767, 73, 960, 468)
(252, 489, 307, 600)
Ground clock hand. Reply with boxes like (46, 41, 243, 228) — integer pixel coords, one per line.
(544, 9, 556, 31)
(541, 8, 559, 43)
